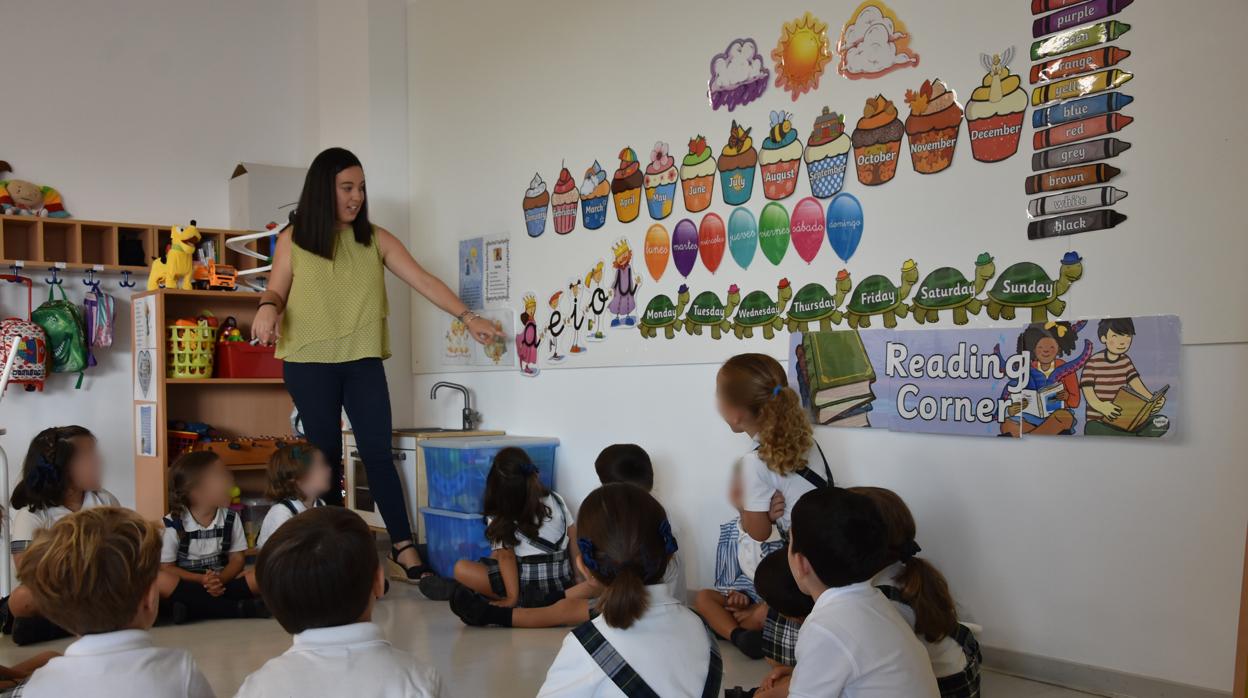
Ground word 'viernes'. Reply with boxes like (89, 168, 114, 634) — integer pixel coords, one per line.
(886, 342, 1029, 423)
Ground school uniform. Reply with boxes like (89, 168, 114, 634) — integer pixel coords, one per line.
(538, 583, 722, 697)
(162, 508, 257, 621)
(713, 517, 783, 601)
(256, 498, 324, 548)
(741, 439, 832, 534)
(788, 581, 939, 698)
(875, 562, 982, 698)
(656, 503, 686, 602)
(11, 628, 214, 698)
(235, 621, 441, 698)
(761, 608, 802, 667)
(9, 489, 119, 557)
(482, 492, 574, 607)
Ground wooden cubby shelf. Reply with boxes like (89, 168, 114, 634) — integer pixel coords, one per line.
(0, 214, 262, 274)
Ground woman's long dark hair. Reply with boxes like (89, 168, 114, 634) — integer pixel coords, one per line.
(11, 426, 94, 511)
(482, 448, 551, 547)
(291, 147, 373, 259)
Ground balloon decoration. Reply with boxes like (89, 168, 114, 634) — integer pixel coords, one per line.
(790, 197, 825, 264)
(644, 224, 671, 281)
(671, 219, 700, 278)
(825, 192, 864, 262)
(698, 213, 726, 274)
(758, 201, 791, 266)
(728, 207, 758, 270)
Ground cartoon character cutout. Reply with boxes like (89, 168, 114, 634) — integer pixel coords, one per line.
(445, 318, 471, 360)
(836, 2, 919, 80)
(1080, 318, 1170, 438)
(566, 277, 587, 355)
(608, 238, 642, 328)
(996, 321, 1091, 437)
(516, 293, 540, 377)
(586, 261, 610, 343)
(544, 290, 568, 363)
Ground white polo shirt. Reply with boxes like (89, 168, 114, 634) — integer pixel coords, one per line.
(161, 507, 247, 568)
(874, 562, 968, 679)
(10, 489, 120, 557)
(256, 498, 323, 548)
(741, 439, 824, 532)
(488, 492, 570, 556)
(15, 628, 214, 697)
(538, 584, 714, 697)
(788, 581, 939, 698)
(235, 622, 441, 698)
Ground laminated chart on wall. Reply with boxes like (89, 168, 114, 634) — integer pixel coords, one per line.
(788, 314, 1179, 438)
(1026, 4, 1135, 239)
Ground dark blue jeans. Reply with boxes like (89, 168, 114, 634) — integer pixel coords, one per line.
(283, 358, 412, 544)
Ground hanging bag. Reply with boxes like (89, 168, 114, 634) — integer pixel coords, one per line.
(0, 275, 48, 391)
(32, 284, 88, 388)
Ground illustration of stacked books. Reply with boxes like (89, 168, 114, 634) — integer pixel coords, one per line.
(795, 331, 876, 427)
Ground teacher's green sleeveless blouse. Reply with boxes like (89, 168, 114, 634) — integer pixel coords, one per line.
(276, 226, 390, 363)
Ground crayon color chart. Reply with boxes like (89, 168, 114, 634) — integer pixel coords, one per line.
(1026, 0, 1134, 241)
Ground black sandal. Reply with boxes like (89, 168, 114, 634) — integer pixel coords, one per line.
(386, 541, 433, 583)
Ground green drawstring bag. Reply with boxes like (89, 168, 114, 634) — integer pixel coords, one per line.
(32, 284, 88, 388)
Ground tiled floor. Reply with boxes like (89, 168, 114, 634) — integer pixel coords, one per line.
(0, 583, 1104, 697)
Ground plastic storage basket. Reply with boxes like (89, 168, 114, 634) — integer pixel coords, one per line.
(167, 324, 217, 378)
(422, 436, 559, 513)
(420, 507, 490, 577)
(216, 342, 283, 378)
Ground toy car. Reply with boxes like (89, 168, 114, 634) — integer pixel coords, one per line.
(192, 259, 237, 291)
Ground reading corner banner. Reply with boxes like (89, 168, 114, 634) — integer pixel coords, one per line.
(788, 315, 1179, 438)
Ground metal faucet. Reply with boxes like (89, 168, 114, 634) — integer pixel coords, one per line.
(430, 381, 481, 431)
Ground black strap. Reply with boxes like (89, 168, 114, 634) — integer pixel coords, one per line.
(279, 499, 299, 516)
(524, 494, 570, 554)
(222, 510, 236, 552)
(794, 442, 834, 489)
(572, 618, 722, 698)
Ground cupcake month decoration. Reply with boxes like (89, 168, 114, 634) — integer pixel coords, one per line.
(760, 111, 802, 201)
(522, 173, 550, 238)
(852, 94, 904, 186)
(612, 148, 644, 224)
(965, 48, 1027, 163)
(680, 136, 716, 213)
(643, 142, 678, 221)
(708, 38, 770, 112)
(718, 121, 758, 206)
(552, 165, 580, 235)
(804, 107, 851, 198)
(904, 78, 963, 174)
(579, 161, 610, 230)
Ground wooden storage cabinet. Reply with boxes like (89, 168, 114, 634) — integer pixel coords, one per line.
(132, 289, 292, 520)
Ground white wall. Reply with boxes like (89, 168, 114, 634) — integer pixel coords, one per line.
(407, 0, 1247, 691)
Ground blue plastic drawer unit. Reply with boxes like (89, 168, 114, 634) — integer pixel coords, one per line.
(422, 436, 559, 514)
(420, 507, 491, 578)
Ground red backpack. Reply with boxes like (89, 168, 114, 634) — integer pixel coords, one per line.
(0, 275, 48, 391)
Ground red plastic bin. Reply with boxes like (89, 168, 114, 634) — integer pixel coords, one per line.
(215, 342, 283, 379)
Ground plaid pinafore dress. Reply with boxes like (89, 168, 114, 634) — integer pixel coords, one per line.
(572, 619, 723, 698)
(877, 584, 983, 698)
(481, 492, 575, 607)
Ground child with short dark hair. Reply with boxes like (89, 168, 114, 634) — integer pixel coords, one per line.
(593, 443, 653, 490)
(854, 487, 982, 698)
(159, 451, 265, 622)
(256, 444, 331, 548)
(1080, 317, 1168, 436)
(237, 507, 440, 696)
(785, 487, 938, 697)
(751, 547, 815, 697)
(538, 484, 720, 696)
(440, 447, 574, 610)
(4, 426, 119, 646)
(15, 507, 214, 697)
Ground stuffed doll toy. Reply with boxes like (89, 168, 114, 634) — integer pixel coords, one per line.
(0, 178, 71, 218)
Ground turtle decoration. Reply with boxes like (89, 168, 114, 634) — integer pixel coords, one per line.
(638, 284, 691, 339)
(786, 271, 852, 332)
(986, 251, 1083, 322)
(683, 285, 742, 339)
(730, 279, 793, 339)
(911, 253, 997, 326)
(844, 260, 920, 329)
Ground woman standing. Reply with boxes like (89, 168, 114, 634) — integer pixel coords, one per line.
(253, 147, 498, 581)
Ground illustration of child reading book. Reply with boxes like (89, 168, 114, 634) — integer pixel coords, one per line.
(1000, 321, 1091, 437)
(1080, 318, 1169, 437)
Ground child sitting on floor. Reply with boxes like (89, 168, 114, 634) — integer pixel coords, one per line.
(854, 487, 982, 698)
(694, 462, 784, 659)
(537, 483, 720, 696)
(752, 547, 814, 697)
(15, 507, 214, 697)
(784, 488, 938, 697)
(236, 507, 441, 697)
(450, 443, 681, 627)
(256, 444, 331, 548)
(3, 426, 120, 646)
(159, 451, 266, 622)
(436, 447, 574, 610)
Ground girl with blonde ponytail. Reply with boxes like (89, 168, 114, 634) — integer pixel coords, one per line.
(852, 486, 983, 698)
(717, 353, 831, 543)
(538, 484, 722, 697)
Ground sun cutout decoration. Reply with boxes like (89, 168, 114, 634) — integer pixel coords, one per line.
(771, 12, 832, 102)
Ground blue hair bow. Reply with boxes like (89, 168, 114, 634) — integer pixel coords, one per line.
(577, 537, 611, 575)
(659, 519, 679, 556)
(28, 455, 61, 489)
(772, 385, 783, 397)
